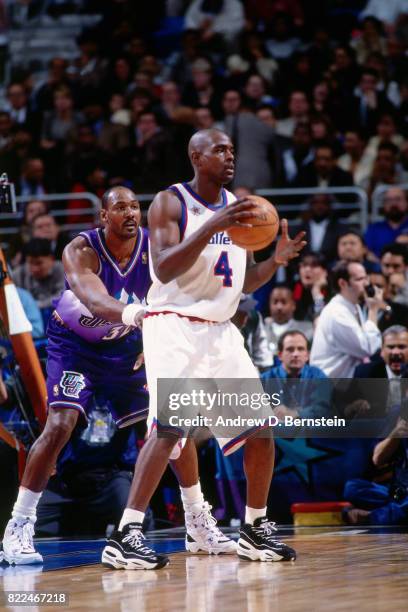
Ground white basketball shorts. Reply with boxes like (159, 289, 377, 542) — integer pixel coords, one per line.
(142, 313, 268, 457)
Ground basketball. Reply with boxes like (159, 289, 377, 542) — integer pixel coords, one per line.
(227, 195, 280, 251)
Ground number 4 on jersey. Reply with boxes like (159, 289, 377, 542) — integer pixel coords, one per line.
(214, 251, 233, 287)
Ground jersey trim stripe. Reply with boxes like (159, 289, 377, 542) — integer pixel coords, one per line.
(96, 227, 143, 277)
(48, 401, 87, 417)
(167, 185, 188, 240)
(182, 182, 227, 210)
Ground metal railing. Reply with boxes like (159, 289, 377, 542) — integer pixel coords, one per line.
(0, 186, 369, 245)
(0, 192, 101, 237)
(255, 186, 368, 231)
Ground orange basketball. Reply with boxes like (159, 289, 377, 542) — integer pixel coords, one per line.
(227, 195, 280, 251)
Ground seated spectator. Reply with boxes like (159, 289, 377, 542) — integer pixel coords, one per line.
(31, 214, 71, 260)
(0, 111, 13, 152)
(379, 243, 408, 313)
(295, 144, 354, 201)
(368, 273, 408, 331)
(336, 230, 381, 274)
(125, 110, 173, 192)
(310, 115, 338, 152)
(380, 243, 408, 281)
(231, 294, 272, 371)
(281, 121, 314, 186)
(365, 112, 404, 159)
(194, 106, 215, 130)
(34, 57, 70, 113)
(293, 253, 329, 321)
(17, 158, 48, 198)
(184, 0, 245, 47)
(359, 0, 408, 31)
(351, 325, 408, 418)
(11, 238, 65, 312)
(296, 193, 346, 264)
(356, 325, 408, 380)
(261, 330, 330, 420)
(182, 58, 223, 119)
(40, 87, 82, 153)
(242, 74, 274, 111)
(276, 90, 309, 139)
(347, 68, 395, 138)
(343, 416, 408, 526)
(6, 199, 48, 267)
(368, 142, 408, 198)
(351, 17, 387, 65)
(310, 260, 383, 377)
(3, 82, 40, 139)
(264, 285, 313, 357)
(365, 187, 408, 259)
(264, 12, 301, 61)
(337, 129, 374, 189)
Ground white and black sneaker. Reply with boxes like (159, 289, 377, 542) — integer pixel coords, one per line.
(185, 502, 237, 554)
(2, 517, 43, 565)
(101, 522, 169, 570)
(237, 517, 296, 562)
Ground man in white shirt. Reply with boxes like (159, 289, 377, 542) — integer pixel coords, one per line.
(310, 260, 384, 377)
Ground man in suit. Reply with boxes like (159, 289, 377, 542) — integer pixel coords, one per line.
(346, 68, 395, 138)
(295, 144, 354, 201)
(296, 193, 346, 264)
(350, 325, 408, 419)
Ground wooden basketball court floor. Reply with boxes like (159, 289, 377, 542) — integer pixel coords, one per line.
(1, 526, 408, 612)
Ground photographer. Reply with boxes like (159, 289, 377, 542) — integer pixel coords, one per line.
(310, 260, 383, 377)
(344, 406, 408, 526)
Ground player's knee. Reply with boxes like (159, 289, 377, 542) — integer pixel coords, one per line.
(41, 409, 78, 449)
(248, 435, 274, 453)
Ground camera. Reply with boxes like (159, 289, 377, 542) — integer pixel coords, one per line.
(0, 173, 17, 214)
(365, 284, 375, 298)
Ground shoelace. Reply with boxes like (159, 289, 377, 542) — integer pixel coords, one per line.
(122, 528, 154, 555)
(20, 522, 35, 552)
(190, 502, 224, 538)
(253, 521, 279, 542)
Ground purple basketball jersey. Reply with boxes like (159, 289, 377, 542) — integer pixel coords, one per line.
(53, 227, 150, 343)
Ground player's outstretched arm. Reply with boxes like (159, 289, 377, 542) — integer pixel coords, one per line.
(63, 236, 142, 324)
(149, 191, 257, 284)
(243, 219, 306, 293)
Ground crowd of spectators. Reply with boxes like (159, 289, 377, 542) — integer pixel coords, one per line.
(0, 0, 408, 529)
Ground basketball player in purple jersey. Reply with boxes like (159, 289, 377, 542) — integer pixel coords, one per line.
(102, 130, 306, 569)
(3, 186, 235, 568)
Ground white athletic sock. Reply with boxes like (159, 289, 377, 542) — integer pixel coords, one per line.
(119, 508, 145, 531)
(12, 487, 42, 521)
(180, 482, 205, 513)
(245, 506, 267, 525)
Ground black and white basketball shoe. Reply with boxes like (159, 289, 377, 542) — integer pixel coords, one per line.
(237, 517, 296, 562)
(102, 523, 169, 570)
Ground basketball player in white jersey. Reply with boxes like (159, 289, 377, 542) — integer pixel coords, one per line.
(102, 128, 306, 569)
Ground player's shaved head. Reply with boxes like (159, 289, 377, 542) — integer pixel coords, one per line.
(188, 128, 230, 161)
(102, 186, 137, 209)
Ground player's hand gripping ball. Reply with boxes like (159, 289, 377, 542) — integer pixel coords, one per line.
(227, 195, 280, 250)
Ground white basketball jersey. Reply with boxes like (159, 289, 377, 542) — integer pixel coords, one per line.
(147, 182, 247, 322)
